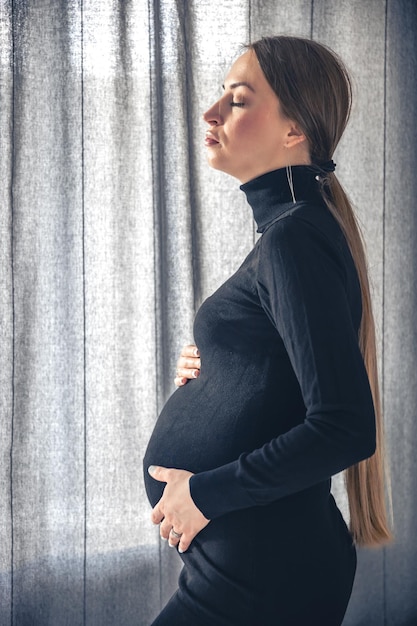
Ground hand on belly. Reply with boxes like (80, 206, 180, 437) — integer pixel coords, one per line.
(148, 465, 210, 553)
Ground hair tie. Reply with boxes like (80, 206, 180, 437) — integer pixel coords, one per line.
(317, 160, 336, 173)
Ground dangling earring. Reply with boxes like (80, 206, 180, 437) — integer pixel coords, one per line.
(286, 165, 296, 204)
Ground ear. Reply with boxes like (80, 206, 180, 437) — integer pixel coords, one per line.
(284, 122, 307, 149)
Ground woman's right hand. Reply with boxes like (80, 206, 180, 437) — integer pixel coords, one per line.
(175, 345, 201, 387)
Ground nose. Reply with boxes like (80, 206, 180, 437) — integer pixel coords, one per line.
(203, 100, 222, 125)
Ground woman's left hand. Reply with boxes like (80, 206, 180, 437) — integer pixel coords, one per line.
(148, 465, 210, 553)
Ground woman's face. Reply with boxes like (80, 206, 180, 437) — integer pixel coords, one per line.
(203, 50, 307, 183)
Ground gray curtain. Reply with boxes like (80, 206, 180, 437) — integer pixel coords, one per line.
(0, 1, 416, 624)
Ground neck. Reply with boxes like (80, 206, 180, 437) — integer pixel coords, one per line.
(240, 165, 324, 233)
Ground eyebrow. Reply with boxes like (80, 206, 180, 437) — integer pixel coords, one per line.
(222, 81, 256, 93)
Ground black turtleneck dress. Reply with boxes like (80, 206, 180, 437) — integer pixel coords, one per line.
(143, 167, 376, 626)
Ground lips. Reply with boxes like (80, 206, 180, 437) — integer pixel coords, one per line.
(204, 133, 220, 147)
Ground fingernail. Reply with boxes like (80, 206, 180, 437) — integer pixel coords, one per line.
(148, 465, 156, 476)
(178, 547, 185, 554)
(160, 536, 167, 542)
(168, 542, 175, 548)
(193, 348, 200, 357)
(192, 370, 199, 378)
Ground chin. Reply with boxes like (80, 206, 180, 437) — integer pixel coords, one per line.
(206, 156, 240, 180)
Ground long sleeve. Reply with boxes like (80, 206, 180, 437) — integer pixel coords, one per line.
(189, 213, 376, 520)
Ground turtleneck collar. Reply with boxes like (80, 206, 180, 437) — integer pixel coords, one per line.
(240, 166, 324, 233)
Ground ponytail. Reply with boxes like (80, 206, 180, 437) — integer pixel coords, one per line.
(323, 174, 393, 546)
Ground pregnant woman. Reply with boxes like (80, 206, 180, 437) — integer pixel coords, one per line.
(143, 36, 392, 625)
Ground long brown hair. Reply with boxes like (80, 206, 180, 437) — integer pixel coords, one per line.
(249, 36, 392, 546)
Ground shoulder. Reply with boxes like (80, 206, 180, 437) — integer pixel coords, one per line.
(263, 200, 341, 241)
(257, 203, 352, 291)
(261, 203, 344, 260)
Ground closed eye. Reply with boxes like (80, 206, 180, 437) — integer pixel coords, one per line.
(230, 101, 245, 107)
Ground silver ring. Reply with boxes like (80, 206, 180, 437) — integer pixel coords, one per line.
(170, 529, 182, 539)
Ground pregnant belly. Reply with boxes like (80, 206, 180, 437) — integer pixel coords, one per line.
(143, 377, 268, 508)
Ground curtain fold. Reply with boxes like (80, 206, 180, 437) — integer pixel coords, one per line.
(1, 1, 416, 624)
(3, 1, 86, 623)
(0, 1, 13, 618)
